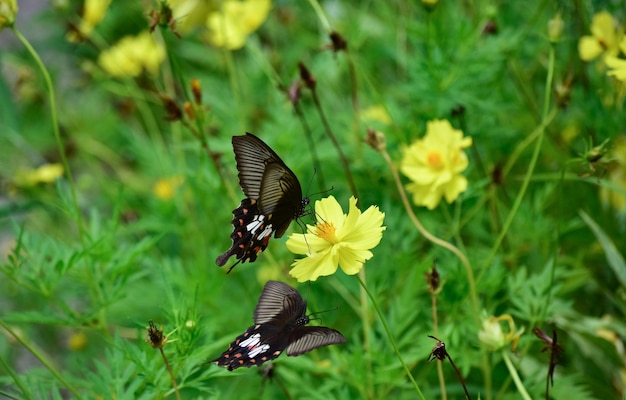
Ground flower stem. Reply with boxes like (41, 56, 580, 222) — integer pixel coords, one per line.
(159, 347, 181, 400)
(502, 351, 532, 400)
(0, 319, 82, 398)
(431, 293, 447, 400)
(478, 40, 557, 283)
(0, 352, 31, 399)
(358, 268, 374, 398)
(11, 27, 85, 241)
(309, 87, 359, 199)
(356, 276, 425, 399)
(380, 149, 478, 315)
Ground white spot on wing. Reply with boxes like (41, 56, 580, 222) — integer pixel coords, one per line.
(249, 344, 270, 357)
(240, 333, 261, 348)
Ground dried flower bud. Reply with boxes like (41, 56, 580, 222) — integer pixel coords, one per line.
(365, 128, 386, 152)
(146, 321, 166, 349)
(161, 96, 183, 121)
(191, 78, 202, 104)
(298, 62, 316, 90)
(329, 31, 347, 53)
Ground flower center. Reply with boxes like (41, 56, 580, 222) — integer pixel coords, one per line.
(315, 222, 338, 243)
(427, 151, 443, 168)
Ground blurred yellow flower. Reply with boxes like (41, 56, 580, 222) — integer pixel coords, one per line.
(153, 175, 184, 200)
(362, 105, 392, 125)
(14, 163, 64, 187)
(67, 331, 88, 351)
(478, 314, 524, 352)
(400, 119, 472, 210)
(578, 11, 621, 62)
(0, 0, 18, 30)
(206, 0, 271, 50)
(606, 38, 626, 82)
(168, 0, 217, 33)
(286, 196, 385, 282)
(98, 31, 165, 77)
(67, 0, 111, 42)
(600, 136, 626, 212)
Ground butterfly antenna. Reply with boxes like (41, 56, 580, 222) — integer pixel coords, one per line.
(307, 305, 340, 324)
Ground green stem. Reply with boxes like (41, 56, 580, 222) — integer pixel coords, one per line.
(356, 276, 425, 399)
(0, 320, 82, 398)
(357, 268, 374, 399)
(502, 351, 532, 400)
(11, 27, 85, 241)
(478, 41, 557, 282)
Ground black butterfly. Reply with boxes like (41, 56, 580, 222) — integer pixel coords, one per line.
(210, 280, 346, 370)
(216, 133, 309, 271)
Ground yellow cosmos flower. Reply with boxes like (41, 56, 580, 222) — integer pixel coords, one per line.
(14, 163, 64, 187)
(206, 0, 271, 50)
(98, 31, 165, 77)
(400, 119, 472, 210)
(153, 175, 184, 200)
(167, 0, 218, 33)
(605, 38, 626, 82)
(600, 136, 626, 212)
(578, 11, 621, 62)
(478, 314, 524, 352)
(286, 196, 386, 282)
(67, 0, 111, 42)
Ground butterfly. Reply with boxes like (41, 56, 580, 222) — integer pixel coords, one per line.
(210, 280, 346, 371)
(216, 133, 309, 271)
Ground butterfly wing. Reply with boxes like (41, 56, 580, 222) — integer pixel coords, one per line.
(258, 162, 305, 238)
(215, 199, 274, 268)
(232, 133, 285, 200)
(253, 280, 306, 325)
(286, 326, 346, 357)
(210, 323, 289, 371)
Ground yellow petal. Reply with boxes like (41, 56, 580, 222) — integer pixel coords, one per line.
(579, 36, 604, 61)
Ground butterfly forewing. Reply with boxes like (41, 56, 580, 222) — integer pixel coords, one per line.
(253, 281, 306, 325)
(286, 327, 347, 356)
(232, 133, 285, 199)
(258, 163, 305, 237)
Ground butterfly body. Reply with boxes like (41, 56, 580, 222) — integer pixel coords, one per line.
(216, 133, 309, 270)
(211, 281, 345, 370)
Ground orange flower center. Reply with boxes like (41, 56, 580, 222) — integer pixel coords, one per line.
(315, 222, 337, 243)
(427, 151, 443, 168)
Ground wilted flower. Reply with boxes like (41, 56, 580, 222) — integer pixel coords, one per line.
(600, 136, 626, 212)
(400, 119, 472, 210)
(67, 0, 111, 42)
(0, 0, 18, 30)
(98, 31, 165, 77)
(578, 11, 621, 62)
(206, 0, 271, 50)
(286, 196, 385, 282)
(478, 314, 524, 352)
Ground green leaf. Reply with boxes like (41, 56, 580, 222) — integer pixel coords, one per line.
(579, 210, 626, 287)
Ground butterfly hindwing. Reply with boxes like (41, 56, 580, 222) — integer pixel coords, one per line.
(210, 324, 288, 371)
(286, 326, 347, 356)
(215, 199, 273, 267)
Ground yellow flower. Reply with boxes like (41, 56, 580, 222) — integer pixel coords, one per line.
(153, 175, 184, 200)
(606, 38, 626, 82)
(400, 119, 472, 210)
(67, 0, 111, 42)
(14, 163, 64, 187)
(0, 0, 18, 30)
(98, 31, 165, 77)
(286, 196, 385, 282)
(168, 0, 218, 33)
(206, 0, 271, 50)
(600, 136, 626, 212)
(67, 331, 88, 351)
(478, 314, 524, 352)
(578, 11, 621, 62)
(361, 105, 392, 125)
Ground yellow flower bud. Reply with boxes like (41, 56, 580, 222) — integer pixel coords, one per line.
(0, 0, 18, 30)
